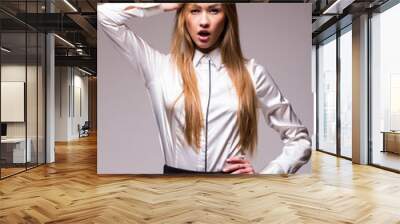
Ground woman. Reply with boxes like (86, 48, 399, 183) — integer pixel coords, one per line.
(98, 3, 311, 174)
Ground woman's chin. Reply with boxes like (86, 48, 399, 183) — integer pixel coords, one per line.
(197, 44, 209, 49)
(195, 44, 215, 53)
(194, 40, 211, 48)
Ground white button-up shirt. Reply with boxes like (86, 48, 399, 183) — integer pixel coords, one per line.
(98, 3, 312, 174)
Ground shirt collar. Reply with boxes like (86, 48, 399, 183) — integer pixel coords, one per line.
(193, 47, 223, 70)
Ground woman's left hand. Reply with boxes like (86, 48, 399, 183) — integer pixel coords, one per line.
(223, 156, 255, 174)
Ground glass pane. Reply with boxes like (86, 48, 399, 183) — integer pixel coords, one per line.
(318, 36, 337, 154)
(27, 0, 39, 170)
(0, 1, 46, 178)
(371, 3, 400, 171)
(27, 31, 38, 169)
(340, 29, 352, 158)
(1, 31, 27, 177)
(38, 32, 45, 165)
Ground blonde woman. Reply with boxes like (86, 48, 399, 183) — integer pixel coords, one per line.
(98, 3, 311, 174)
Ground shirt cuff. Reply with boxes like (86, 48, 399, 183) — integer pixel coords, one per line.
(260, 162, 286, 174)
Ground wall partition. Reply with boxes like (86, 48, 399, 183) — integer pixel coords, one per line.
(0, 0, 46, 179)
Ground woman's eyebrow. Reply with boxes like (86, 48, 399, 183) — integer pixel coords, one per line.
(189, 4, 201, 9)
(189, 4, 221, 9)
(208, 4, 222, 9)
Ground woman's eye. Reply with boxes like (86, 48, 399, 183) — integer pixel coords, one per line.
(190, 9, 200, 14)
(209, 8, 220, 14)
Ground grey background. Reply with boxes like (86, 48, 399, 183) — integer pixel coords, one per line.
(97, 3, 312, 174)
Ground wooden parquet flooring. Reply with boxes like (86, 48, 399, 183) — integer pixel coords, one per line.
(1, 134, 400, 223)
(0, 167, 26, 178)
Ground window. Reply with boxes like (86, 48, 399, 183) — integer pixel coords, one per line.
(317, 35, 337, 155)
(370, 2, 400, 171)
(339, 27, 352, 158)
(316, 25, 353, 159)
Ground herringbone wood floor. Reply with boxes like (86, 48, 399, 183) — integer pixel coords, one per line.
(1, 134, 400, 223)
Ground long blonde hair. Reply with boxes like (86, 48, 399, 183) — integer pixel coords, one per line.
(170, 3, 258, 154)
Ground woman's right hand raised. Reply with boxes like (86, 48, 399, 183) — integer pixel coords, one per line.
(160, 3, 183, 12)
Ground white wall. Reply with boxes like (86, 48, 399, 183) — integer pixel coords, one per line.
(55, 66, 69, 141)
(55, 67, 89, 141)
(1, 66, 26, 128)
(98, 3, 313, 174)
(1, 65, 38, 138)
(72, 72, 89, 138)
(1, 64, 46, 163)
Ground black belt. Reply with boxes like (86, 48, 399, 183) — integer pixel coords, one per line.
(163, 165, 226, 175)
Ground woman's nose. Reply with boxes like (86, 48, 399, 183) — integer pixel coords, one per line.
(199, 13, 210, 28)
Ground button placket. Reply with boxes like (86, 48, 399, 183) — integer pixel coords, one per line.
(203, 57, 212, 172)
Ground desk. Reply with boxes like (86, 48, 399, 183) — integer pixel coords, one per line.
(381, 131, 400, 154)
(1, 138, 32, 163)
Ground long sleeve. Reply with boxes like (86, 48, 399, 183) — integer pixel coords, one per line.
(97, 3, 166, 86)
(251, 62, 312, 174)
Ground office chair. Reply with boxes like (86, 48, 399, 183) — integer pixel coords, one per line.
(79, 121, 90, 138)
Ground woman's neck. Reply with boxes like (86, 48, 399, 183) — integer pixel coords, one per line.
(197, 42, 220, 54)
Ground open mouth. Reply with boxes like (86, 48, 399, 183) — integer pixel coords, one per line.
(198, 31, 210, 42)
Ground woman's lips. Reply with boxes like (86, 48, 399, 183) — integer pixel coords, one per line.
(198, 31, 210, 43)
(198, 35, 210, 43)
